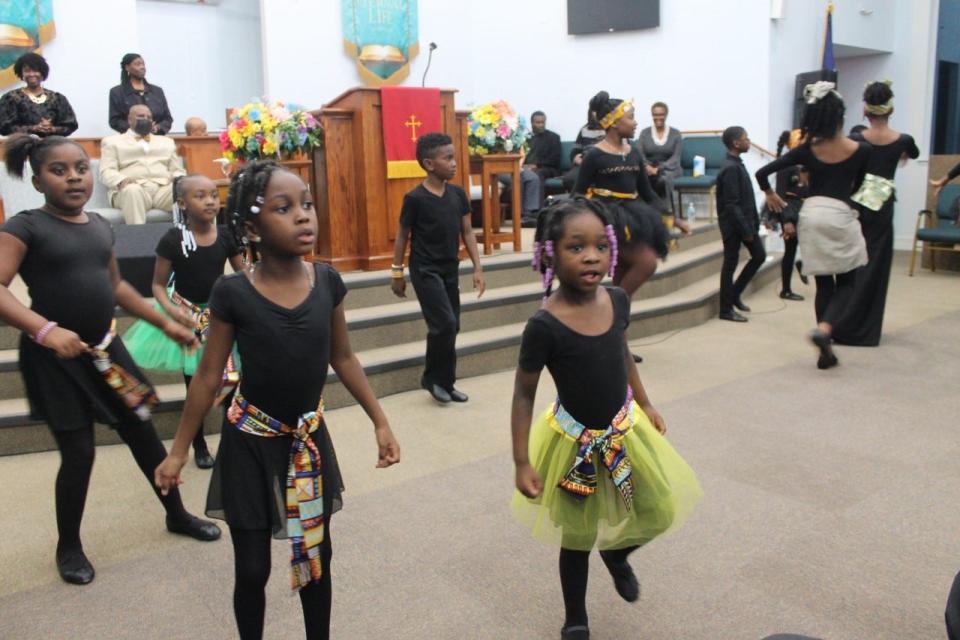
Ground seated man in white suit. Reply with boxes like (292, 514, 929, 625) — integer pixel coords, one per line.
(99, 104, 184, 224)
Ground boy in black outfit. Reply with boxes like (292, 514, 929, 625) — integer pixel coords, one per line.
(715, 126, 766, 322)
(391, 132, 485, 403)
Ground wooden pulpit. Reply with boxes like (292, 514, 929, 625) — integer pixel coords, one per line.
(311, 87, 469, 271)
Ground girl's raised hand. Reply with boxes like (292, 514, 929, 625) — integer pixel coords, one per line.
(764, 191, 788, 214)
(515, 462, 543, 498)
(154, 453, 188, 495)
(642, 404, 668, 435)
(44, 327, 90, 359)
(374, 424, 400, 468)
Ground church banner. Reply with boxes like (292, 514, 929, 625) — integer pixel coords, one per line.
(341, 0, 419, 87)
(381, 87, 441, 179)
(0, 0, 56, 89)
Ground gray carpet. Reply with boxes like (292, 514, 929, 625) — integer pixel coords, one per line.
(2, 310, 959, 640)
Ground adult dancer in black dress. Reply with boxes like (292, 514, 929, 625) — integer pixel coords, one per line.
(756, 82, 871, 369)
(832, 82, 919, 346)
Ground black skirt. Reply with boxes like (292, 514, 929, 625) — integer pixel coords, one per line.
(595, 196, 671, 258)
(19, 333, 156, 432)
(206, 412, 344, 538)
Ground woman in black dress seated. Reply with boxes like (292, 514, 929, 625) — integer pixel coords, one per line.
(108, 53, 173, 135)
(0, 53, 77, 137)
(832, 81, 918, 347)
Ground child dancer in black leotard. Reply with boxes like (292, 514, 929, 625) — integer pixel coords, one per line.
(756, 82, 872, 369)
(0, 135, 220, 586)
(155, 161, 400, 640)
(125, 174, 245, 467)
(511, 198, 701, 640)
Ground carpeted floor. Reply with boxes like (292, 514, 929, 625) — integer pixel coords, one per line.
(1, 261, 959, 640)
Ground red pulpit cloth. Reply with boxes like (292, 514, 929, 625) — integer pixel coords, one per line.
(381, 87, 442, 179)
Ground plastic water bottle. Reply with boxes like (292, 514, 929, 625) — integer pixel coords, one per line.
(686, 201, 696, 222)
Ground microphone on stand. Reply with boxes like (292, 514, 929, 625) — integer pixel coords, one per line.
(421, 42, 438, 87)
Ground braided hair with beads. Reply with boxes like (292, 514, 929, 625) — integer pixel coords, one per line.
(224, 160, 285, 264)
(531, 197, 617, 297)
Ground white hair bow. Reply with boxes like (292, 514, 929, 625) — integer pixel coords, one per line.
(803, 81, 841, 105)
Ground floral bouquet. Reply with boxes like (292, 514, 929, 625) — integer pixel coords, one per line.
(467, 100, 528, 156)
(220, 99, 323, 163)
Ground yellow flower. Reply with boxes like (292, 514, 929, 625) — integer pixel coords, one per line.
(475, 126, 486, 137)
(263, 139, 278, 156)
(228, 128, 243, 148)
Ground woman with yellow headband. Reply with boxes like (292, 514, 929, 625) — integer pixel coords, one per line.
(573, 92, 672, 361)
(832, 81, 919, 347)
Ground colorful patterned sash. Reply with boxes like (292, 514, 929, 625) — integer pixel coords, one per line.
(227, 391, 325, 591)
(171, 289, 239, 405)
(91, 320, 158, 421)
(551, 388, 636, 509)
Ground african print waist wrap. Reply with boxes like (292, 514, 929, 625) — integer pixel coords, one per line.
(91, 319, 158, 421)
(171, 289, 239, 405)
(553, 388, 635, 509)
(227, 391, 325, 591)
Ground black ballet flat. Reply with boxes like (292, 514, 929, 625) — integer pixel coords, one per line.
(606, 560, 641, 603)
(779, 291, 805, 301)
(632, 353, 643, 363)
(561, 625, 590, 640)
(796, 261, 809, 285)
(810, 330, 839, 370)
(733, 298, 751, 312)
(57, 549, 95, 585)
(194, 441, 215, 469)
(447, 388, 469, 403)
(166, 515, 221, 541)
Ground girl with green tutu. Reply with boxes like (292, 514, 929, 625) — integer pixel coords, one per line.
(511, 198, 702, 640)
(125, 174, 244, 468)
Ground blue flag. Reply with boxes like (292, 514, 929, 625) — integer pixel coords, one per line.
(822, 3, 836, 72)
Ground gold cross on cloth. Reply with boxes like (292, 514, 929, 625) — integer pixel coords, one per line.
(404, 114, 422, 141)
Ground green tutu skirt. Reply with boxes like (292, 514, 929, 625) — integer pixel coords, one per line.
(511, 401, 702, 551)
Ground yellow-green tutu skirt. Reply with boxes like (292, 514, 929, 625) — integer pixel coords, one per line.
(511, 400, 702, 551)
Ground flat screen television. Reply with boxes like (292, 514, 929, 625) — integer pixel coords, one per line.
(567, 0, 660, 35)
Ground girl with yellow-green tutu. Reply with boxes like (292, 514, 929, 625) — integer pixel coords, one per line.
(511, 197, 702, 640)
(125, 174, 244, 468)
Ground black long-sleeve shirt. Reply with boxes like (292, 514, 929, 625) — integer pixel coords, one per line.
(108, 82, 173, 134)
(525, 129, 562, 171)
(947, 162, 960, 182)
(715, 153, 759, 237)
(756, 142, 871, 202)
(0, 88, 77, 137)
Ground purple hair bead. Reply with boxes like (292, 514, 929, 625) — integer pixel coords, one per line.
(605, 224, 618, 276)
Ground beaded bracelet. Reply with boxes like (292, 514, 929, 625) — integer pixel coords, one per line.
(34, 321, 58, 345)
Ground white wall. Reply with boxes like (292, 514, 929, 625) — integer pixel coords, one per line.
(137, 0, 263, 133)
(18, 0, 262, 137)
(38, 0, 139, 137)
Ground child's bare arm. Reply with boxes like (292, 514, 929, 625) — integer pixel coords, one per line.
(625, 337, 666, 434)
(110, 253, 196, 347)
(390, 223, 410, 298)
(155, 316, 234, 493)
(460, 214, 485, 297)
(329, 303, 400, 467)
(512, 368, 543, 497)
(150, 256, 190, 324)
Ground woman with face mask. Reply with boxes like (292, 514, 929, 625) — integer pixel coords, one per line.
(108, 53, 173, 135)
(0, 53, 78, 137)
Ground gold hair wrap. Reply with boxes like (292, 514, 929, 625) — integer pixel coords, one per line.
(599, 101, 634, 129)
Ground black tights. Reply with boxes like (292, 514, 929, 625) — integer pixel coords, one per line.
(51, 421, 189, 556)
(814, 270, 857, 327)
(230, 527, 333, 640)
(559, 545, 638, 628)
(182, 374, 207, 450)
(781, 236, 798, 292)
